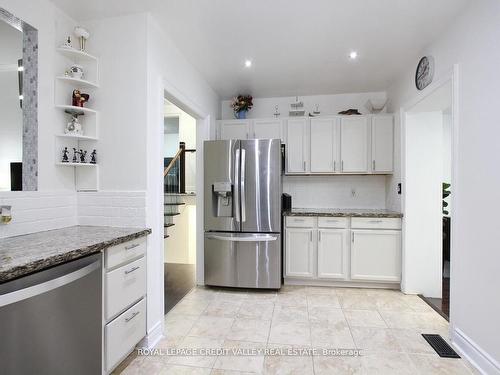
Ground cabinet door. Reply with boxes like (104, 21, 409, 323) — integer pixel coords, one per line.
(372, 116, 394, 173)
(350, 230, 401, 282)
(340, 117, 368, 173)
(286, 118, 309, 173)
(285, 228, 314, 278)
(252, 119, 283, 141)
(317, 229, 347, 279)
(219, 120, 249, 140)
(310, 118, 339, 173)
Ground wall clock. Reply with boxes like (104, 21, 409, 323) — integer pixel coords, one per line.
(415, 56, 435, 90)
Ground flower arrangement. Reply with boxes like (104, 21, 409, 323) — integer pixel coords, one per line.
(231, 95, 253, 118)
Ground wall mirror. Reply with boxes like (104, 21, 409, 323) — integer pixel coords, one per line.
(0, 8, 38, 191)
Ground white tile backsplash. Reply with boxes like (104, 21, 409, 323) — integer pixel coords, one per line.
(77, 191, 147, 227)
(0, 191, 77, 238)
(283, 175, 387, 209)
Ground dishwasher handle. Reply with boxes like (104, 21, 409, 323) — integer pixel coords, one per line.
(0, 255, 101, 308)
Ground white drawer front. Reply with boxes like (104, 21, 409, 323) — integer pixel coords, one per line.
(105, 257, 146, 321)
(351, 217, 401, 230)
(318, 217, 348, 228)
(105, 298, 146, 372)
(286, 216, 315, 228)
(106, 237, 146, 270)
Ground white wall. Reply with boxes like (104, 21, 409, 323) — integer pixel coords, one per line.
(387, 0, 500, 371)
(146, 13, 220, 346)
(404, 112, 443, 298)
(284, 175, 387, 209)
(220, 91, 387, 119)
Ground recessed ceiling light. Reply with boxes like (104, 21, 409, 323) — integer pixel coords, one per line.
(244, 59, 252, 68)
(349, 51, 358, 60)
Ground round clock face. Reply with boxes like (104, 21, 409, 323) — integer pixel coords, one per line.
(415, 56, 434, 90)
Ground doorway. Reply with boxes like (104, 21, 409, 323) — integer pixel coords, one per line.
(402, 76, 455, 319)
(163, 98, 197, 314)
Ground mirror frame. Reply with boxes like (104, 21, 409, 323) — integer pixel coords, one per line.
(0, 7, 38, 191)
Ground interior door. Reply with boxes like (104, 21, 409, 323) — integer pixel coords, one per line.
(239, 139, 281, 233)
(340, 116, 368, 173)
(203, 140, 240, 231)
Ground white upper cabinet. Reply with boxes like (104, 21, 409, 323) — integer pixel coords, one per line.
(218, 120, 250, 140)
(310, 118, 340, 173)
(371, 115, 394, 173)
(286, 118, 309, 173)
(340, 116, 369, 173)
(252, 119, 283, 141)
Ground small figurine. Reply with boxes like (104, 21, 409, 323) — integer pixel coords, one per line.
(90, 149, 97, 164)
(61, 147, 69, 163)
(273, 105, 280, 118)
(79, 149, 87, 163)
(61, 35, 73, 49)
(72, 148, 79, 163)
(65, 115, 83, 135)
(72, 90, 90, 107)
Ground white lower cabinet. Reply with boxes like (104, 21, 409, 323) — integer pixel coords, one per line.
(105, 299, 146, 372)
(317, 229, 347, 279)
(350, 230, 401, 282)
(285, 216, 401, 285)
(104, 237, 148, 373)
(285, 228, 314, 278)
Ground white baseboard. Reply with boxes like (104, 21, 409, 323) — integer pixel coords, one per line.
(452, 327, 500, 375)
(284, 278, 400, 290)
(139, 320, 164, 349)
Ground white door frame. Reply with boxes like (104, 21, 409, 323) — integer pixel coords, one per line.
(162, 78, 210, 287)
(400, 65, 459, 317)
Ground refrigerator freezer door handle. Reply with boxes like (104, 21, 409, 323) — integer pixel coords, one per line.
(240, 149, 246, 222)
(206, 234, 278, 242)
(234, 149, 240, 222)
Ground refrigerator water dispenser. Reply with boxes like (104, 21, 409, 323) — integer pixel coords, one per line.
(213, 181, 233, 217)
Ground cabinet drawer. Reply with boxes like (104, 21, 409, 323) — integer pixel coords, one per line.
(105, 298, 146, 372)
(105, 257, 146, 321)
(318, 217, 348, 228)
(286, 216, 315, 228)
(105, 237, 146, 270)
(351, 217, 401, 230)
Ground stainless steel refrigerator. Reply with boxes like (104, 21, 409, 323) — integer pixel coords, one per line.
(204, 139, 282, 289)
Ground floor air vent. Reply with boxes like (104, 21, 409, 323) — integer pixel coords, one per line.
(422, 334, 460, 358)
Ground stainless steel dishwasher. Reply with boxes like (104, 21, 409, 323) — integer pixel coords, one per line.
(0, 253, 102, 375)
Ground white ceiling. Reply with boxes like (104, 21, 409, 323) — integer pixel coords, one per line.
(51, 0, 469, 99)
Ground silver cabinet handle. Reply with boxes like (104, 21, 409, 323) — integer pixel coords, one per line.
(327, 219, 339, 223)
(310, 231, 312, 242)
(293, 219, 305, 222)
(125, 311, 140, 323)
(369, 220, 383, 223)
(352, 232, 354, 243)
(125, 266, 140, 275)
(333, 160, 336, 172)
(125, 243, 140, 250)
(372, 160, 376, 170)
(318, 231, 322, 242)
(341, 160, 344, 171)
(303, 161, 306, 171)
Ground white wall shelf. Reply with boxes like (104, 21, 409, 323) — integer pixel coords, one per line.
(56, 47, 98, 62)
(56, 75, 99, 88)
(56, 162, 97, 167)
(56, 134, 98, 141)
(55, 104, 97, 115)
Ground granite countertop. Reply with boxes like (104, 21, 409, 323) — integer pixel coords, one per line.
(0, 226, 151, 284)
(283, 208, 403, 218)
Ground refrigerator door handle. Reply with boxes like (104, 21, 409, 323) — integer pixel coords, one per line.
(206, 234, 278, 242)
(234, 148, 240, 222)
(240, 148, 246, 222)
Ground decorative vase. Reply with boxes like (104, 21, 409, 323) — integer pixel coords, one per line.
(236, 110, 247, 119)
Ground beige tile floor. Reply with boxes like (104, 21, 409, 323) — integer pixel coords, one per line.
(118, 286, 478, 375)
